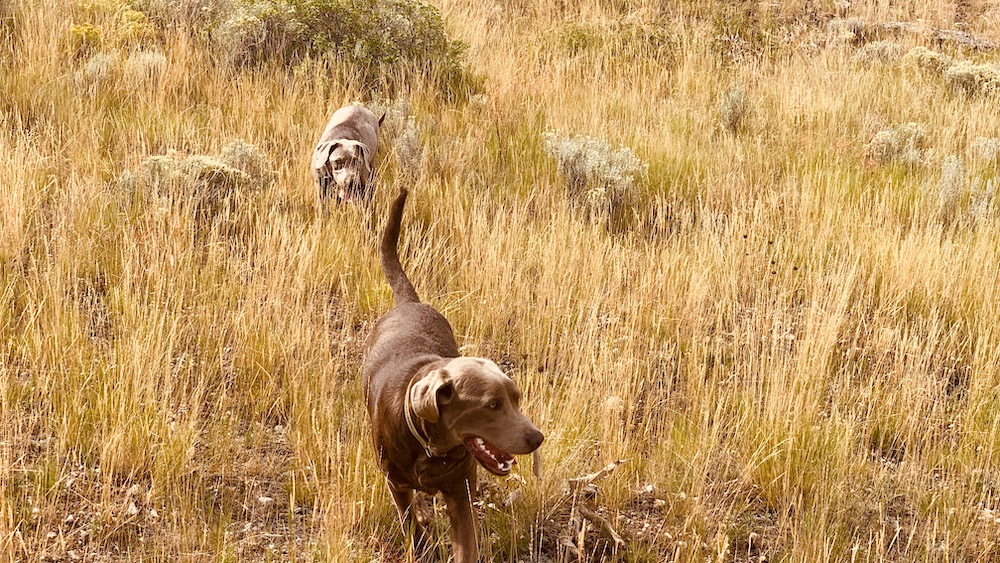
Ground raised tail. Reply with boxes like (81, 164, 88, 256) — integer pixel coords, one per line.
(381, 189, 420, 304)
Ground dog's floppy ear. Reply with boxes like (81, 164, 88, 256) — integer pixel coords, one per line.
(357, 143, 371, 167)
(311, 141, 339, 172)
(410, 369, 454, 423)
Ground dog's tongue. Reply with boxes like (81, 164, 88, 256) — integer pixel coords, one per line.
(464, 437, 515, 476)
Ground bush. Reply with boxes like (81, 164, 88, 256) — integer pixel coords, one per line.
(717, 87, 750, 134)
(864, 122, 927, 166)
(902, 46, 953, 75)
(141, 140, 274, 221)
(936, 155, 965, 224)
(79, 50, 120, 87)
(971, 137, 1000, 164)
(123, 49, 167, 87)
(827, 17, 866, 44)
(542, 130, 648, 221)
(220, 139, 277, 188)
(852, 40, 904, 67)
(935, 155, 997, 226)
(145, 0, 475, 96)
(394, 116, 422, 179)
(969, 179, 997, 223)
(712, 1, 782, 64)
(944, 61, 1000, 96)
(368, 96, 410, 137)
(70, 22, 104, 56)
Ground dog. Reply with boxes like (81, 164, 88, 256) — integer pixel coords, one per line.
(311, 104, 384, 206)
(363, 189, 544, 562)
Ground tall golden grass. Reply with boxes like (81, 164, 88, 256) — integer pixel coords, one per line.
(3, 0, 1000, 560)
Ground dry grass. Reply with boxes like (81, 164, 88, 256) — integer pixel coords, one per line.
(3, 0, 1000, 561)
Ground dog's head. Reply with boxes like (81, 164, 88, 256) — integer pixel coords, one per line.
(311, 139, 373, 204)
(410, 357, 544, 476)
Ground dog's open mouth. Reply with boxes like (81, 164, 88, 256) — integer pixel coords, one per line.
(464, 436, 515, 476)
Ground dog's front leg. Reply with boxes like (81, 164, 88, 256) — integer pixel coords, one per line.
(443, 476, 478, 563)
(388, 482, 428, 550)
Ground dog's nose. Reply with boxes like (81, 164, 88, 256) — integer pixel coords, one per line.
(525, 429, 544, 451)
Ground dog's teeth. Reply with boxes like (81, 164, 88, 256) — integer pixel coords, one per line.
(476, 438, 485, 448)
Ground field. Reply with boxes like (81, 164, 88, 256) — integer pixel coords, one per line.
(3, 0, 1000, 561)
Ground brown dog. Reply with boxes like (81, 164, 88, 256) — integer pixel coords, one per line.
(363, 189, 544, 562)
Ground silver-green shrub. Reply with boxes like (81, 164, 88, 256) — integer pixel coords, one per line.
(944, 61, 1000, 96)
(969, 179, 997, 223)
(717, 87, 750, 134)
(542, 131, 648, 220)
(864, 122, 927, 166)
(394, 116, 422, 179)
(79, 51, 120, 88)
(936, 155, 965, 224)
(852, 40, 904, 67)
(123, 50, 168, 87)
(142, 140, 274, 219)
(902, 46, 953, 75)
(971, 137, 1000, 163)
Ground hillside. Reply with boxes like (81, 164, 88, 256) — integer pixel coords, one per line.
(3, 0, 1000, 561)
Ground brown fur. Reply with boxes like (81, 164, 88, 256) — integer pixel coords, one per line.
(363, 189, 544, 562)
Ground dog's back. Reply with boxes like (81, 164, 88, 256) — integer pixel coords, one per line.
(317, 105, 380, 153)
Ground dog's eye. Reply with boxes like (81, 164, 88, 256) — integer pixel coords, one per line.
(488, 400, 501, 410)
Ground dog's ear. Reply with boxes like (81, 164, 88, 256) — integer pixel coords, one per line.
(357, 143, 371, 167)
(410, 369, 454, 423)
(311, 141, 338, 172)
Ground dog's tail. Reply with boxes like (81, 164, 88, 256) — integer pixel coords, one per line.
(381, 189, 420, 304)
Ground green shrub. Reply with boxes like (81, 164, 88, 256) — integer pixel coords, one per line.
(138, 0, 475, 97)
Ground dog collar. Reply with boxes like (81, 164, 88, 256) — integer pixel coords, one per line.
(404, 378, 435, 458)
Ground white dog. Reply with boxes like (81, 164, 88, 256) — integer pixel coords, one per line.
(311, 105, 384, 206)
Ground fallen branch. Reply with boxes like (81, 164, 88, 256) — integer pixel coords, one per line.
(568, 459, 628, 493)
(578, 505, 626, 548)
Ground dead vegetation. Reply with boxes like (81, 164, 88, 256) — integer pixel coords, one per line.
(3, 0, 1000, 561)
